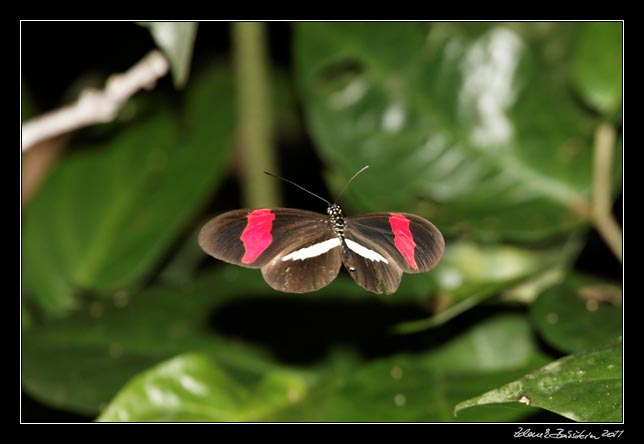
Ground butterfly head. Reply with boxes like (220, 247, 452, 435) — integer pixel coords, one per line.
(327, 203, 344, 217)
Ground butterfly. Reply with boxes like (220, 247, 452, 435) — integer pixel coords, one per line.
(198, 167, 444, 294)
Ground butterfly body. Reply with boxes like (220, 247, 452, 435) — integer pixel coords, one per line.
(199, 203, 444, 294)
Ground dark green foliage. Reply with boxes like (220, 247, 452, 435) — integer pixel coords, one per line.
(22, 22, 622, 422)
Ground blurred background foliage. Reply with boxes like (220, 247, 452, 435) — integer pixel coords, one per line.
(21, 21, 622, 422)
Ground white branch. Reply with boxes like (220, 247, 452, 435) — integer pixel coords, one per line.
(21, 50, 170, 152)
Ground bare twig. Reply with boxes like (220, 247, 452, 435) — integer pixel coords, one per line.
(592, 123, 622, 263)
(21, 50, 169, 152)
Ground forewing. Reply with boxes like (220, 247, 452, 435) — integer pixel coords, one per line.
(345, 213, 444, 274)
(198, 208, 333, 268)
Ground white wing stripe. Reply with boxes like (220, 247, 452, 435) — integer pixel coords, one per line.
(345, 239, 389, 264)
(282, 238, 341, 261)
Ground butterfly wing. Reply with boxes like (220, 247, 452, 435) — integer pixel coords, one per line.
(199, 208, 342, 293)
(261, 236, 343, 293)
(342, 212, 444, 294)
(340, 237, 403, 295)
(199, 208, 444, 294)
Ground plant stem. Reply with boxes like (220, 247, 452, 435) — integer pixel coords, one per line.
(233, 22, 280, 208)
(592, 123, 622, 263)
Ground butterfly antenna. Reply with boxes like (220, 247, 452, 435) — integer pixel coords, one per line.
(334, 165, 369, 204)
(264, 171, 331, 206)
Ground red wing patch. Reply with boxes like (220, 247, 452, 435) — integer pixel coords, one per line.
(389, 213, 417, 270)
(240, 209, 276, 264)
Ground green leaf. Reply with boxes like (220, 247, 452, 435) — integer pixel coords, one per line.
(318, 314, 549, 422)
(22, 306, 33, 329)
(393, 240, 572, 333)
(22, 267, 276, 415)
(140, 22, 198, 88)
(531, 276, 622, 353)
(320, 360, 534, 422)
(418, 313, 545, 371)
(571, 22, 622, 116)
(295, 22, 617, 242)
(96, 314, 547, 422)
(97, 353, 312, 422)
(454, 338, 622, 422)
(22, 67, 235, 318)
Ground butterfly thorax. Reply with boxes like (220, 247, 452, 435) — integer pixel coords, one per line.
(327, 204, 345, 237)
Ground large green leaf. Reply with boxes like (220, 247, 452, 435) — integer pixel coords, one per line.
(319, 315, 549, 422)
(22, 267, 275, 415)
(22, 68, 235, 317)
(393, 240, 573, 332)
(98, 353, 312, 422)
(295, 22, 621, 242)
(97, 314, 548, 422)
(454, 338, 622, 422)
(531, 276, 622, 354)
(571, 22, 622, 116)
